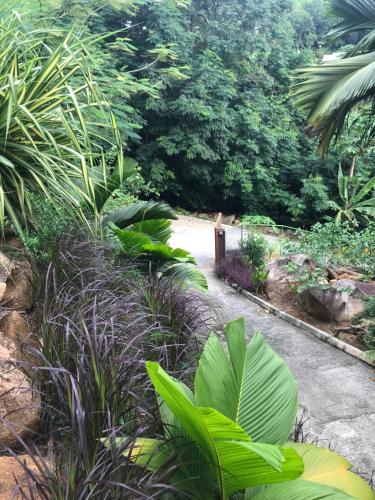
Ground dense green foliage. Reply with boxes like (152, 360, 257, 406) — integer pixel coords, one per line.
(283, 221, 375, 277)
(21, 0, 375, 226)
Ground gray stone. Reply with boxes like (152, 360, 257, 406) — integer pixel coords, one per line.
(266, 254, 312, 284)
(298, 279, 375, 322)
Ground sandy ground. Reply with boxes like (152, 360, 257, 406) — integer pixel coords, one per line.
(171, 215, 375, 475)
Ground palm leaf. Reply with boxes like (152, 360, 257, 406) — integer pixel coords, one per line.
(195, 319, 298, 444)
(251, 480, 353, 499)
(160, 262, 208, 291)
(132, 218, 172, 244)
(146, 361, 304, 498)
(106, 200, 177, 228)
(288, 443, 375, 500)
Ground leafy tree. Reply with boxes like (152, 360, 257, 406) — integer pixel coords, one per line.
(125, 0, 339, 223)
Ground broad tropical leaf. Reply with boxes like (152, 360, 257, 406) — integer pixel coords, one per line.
(288, 443, 375, 500)
(251, 480, 354, 499)
(195, 318, 298, 444)
(109, 223, 152, 254)
(160, 262, 208, 291)
(106, 200, 177, 228)
(146, 361, 304, 498)
(132, 219, 172, 244)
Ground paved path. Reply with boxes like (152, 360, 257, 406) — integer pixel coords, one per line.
(171, 216, 375, 475)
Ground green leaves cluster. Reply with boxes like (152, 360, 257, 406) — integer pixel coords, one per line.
(109, 318, 374, 499)
(108, 200, 208, 290)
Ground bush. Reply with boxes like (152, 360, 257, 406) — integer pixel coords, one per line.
(20, 194, 78, 261)
(239, 232, 268, 269)
(215, 250, 256, 291)
(283, 221, 375, 276)
(356, 297, 375, 357)
(241, 214, 277, 229)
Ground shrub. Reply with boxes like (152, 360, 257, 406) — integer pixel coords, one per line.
(0, 10, 122, 233)
(215, 250, 256, 291)
(19, 194, 79, 261)
(239, 232, 268, 269)
(356, 297, 375, 357)
(283, 221, 375, 276)
(241, 214, 277, 229)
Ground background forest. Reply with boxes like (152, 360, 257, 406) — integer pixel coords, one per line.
(24, 0, 374, 226)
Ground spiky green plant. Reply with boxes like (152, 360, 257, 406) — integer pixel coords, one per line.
(0, 9, 123, 234)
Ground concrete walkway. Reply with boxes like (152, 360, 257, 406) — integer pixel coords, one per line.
(171, 216, 375, 475)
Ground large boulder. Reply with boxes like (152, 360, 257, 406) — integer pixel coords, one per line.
(0, 455, 40, 499)
(0, 336, 40, 448)
(0, 312, 37, 365)
(298, 279, 375, 323)
(265, 254, 319, 300)
(1, 260, 33, 311)
(0, 252, 15, 283)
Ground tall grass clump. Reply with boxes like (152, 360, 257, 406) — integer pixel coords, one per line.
(7, 233, 216, 498)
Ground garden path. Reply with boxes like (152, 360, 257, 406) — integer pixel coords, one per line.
(170, 216, 375, 475)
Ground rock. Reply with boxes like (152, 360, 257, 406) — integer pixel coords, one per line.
(0, 284, 6, 302)
(0, 253, 14, 283)
(0, 455, 39, 499)
(221, 214, 236, 226)
(266, 254, 311, 283)
(298, 279, 375, 323)
(0, 312, 36, 364)
(265, 254, 319, 301)
(337, 333, 358, 344)
(1, 261, 33, 311)
(0, 339, 40, 448)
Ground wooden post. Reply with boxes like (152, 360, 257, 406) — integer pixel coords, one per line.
(215, 212, 226, 265)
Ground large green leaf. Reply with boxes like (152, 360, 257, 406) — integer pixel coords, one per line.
(147, 361, 303, 498)
(288, 443, 375, 500)
(251, 480, 354, 499)
(109, 223, 152, 254)
(352, 176, 375, 204)
(106, 200, 177, 229)
(132, 218, 172, 244)
(160, 262, 208, 291)
(92, 157, 137, 214)
(195, 319, 298, 444)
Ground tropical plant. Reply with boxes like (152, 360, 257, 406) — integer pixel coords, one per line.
(240, 232, 269, 270)
(292, 0, 375, 152)
(333, 165, 375, 224)
(111, 318, 374, 499)
(241, 214, 277, 229)
(109, 201, 208, 290)
(0, 9, 123, 234)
